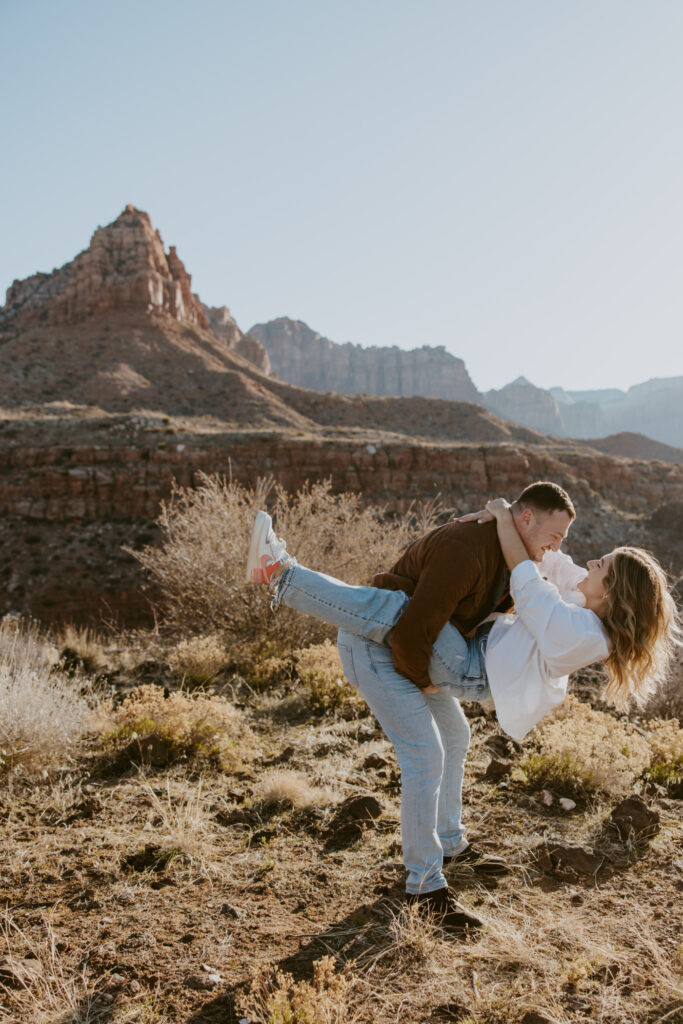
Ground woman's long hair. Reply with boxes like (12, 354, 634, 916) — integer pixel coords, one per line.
(601, 546, 680, 709)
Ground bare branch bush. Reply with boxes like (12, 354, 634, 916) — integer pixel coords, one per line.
(129, 475, 444, 654)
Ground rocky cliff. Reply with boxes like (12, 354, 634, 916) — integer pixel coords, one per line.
(0, 207, 543, 442)
(248, 318, 481, 402)
(201, 304, 273, 375)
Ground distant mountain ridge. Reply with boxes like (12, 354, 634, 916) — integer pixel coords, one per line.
(1, 204, 679, 450)
(484, 376, 683, 448)
(0, 205, 540, 444)
(247, 320, 681, 448)
(248, 317, 480, 403)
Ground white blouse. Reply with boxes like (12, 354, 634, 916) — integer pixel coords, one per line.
(484, 550, 610, 741)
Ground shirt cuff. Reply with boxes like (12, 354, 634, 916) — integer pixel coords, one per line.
(510, 559, 541, 590)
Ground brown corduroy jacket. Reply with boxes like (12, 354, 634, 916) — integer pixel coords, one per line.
(371, 519, 510, 691)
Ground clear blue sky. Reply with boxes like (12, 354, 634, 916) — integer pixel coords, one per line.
(2, 0, 682, 393)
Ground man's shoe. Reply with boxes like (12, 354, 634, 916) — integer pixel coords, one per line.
(246, 511, 291, 584)
(443, 846, 509, 875)
(408, 887, 483, 931)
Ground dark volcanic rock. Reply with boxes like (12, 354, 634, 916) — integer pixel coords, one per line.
(608, 796, 660, 841)
(534, 842, 605, 877)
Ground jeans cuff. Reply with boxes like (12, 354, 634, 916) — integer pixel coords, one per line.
(270, 559, 297, 610)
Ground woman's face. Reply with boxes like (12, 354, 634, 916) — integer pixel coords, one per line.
(578, 552, 615, 604)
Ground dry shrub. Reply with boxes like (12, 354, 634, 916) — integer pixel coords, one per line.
(295, 641, 365, 717)
(238, 955, 357, 1024)
(167, 633, 228, 685)
(233, 648, 295, 690)
(253, 769, 334, 810)
(521, 696, 651, 796)
(646, 717, 683, 789)
(130, 475, 441, 652)
(0, 621, 91, 775)
(644, 648, 683, 720)
(98, 684, 254, 769)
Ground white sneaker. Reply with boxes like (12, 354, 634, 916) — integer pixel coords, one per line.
(246, 511, 291, 585)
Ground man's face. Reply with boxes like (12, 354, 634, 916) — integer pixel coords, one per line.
(516, 507, 572, 561)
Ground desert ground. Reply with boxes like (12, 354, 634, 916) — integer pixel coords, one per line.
(1, 480, 681, 1024)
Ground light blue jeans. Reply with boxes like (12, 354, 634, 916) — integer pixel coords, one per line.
(273, 564, 492, 894)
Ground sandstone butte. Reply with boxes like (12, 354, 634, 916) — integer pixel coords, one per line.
(1, 204, 682, 624)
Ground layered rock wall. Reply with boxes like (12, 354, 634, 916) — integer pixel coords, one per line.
(3, 433, 682, 625)
(3, 436, 681, 523)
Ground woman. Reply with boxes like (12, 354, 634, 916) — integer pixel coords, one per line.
(248, 499, 678, 733)
(246, 500, 679, 925)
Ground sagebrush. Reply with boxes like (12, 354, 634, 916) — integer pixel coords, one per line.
(521, 695, 651, 796)
(295, 640, 366, 717)
(238, 955, 357, 1024)
(98, 683, 255, 769)
(167, 633, 228, 684)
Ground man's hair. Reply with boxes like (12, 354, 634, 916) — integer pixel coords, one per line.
(514, 481, 576, 520)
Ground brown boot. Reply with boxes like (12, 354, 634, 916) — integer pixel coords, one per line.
(408, 887, 483, 931)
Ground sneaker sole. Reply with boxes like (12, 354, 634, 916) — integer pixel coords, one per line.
(246, 511, 272, 583)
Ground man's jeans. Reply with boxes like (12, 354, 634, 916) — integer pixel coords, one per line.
(273, 564, 491, 894)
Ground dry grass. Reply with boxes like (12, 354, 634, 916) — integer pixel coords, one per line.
(135, 776, 219, 877)
(130, 475, 443, 653)
(0, 911, 107, 1024)
(520, 695, 652, 796)
(2, 667, 681, 1024)
(0, 620, 92, 775)
(98, 683, 257, 769)
(253, 769, 335, 810)
(57, 624, 111, 672)
(384, 902, 440, 967)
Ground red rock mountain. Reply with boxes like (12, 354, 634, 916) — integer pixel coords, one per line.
(2, 206, 682, 626)
(0, 205, 541, 443)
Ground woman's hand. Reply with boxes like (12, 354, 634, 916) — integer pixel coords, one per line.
(456, 497, 510, 524)
(422, 684, 439, 694)
(455, 508, 493, 524)
(485, 498, 512, 519)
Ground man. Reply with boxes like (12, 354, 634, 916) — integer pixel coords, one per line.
(338, 481, 575, 929)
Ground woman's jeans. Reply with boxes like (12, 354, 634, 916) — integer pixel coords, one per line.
(273, 564, 491, 894)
